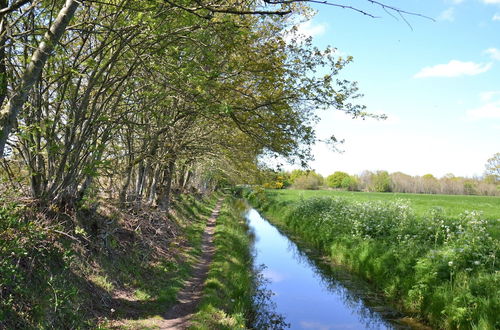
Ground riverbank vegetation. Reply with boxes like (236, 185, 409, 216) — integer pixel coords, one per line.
(247, 189, 500, 329)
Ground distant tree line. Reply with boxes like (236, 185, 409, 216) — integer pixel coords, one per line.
(261, 153, 500, 196)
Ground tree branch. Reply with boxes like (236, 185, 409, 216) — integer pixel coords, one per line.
(0, 0, 31, 15)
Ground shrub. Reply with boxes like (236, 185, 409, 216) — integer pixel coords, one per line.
(0, 202, 82, 328)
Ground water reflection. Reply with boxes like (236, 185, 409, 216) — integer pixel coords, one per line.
(246, 208, 407, 330)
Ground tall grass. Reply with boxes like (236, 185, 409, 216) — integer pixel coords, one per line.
(248, 191, 500, 329)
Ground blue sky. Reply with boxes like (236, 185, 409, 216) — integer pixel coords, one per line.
(293, 0, 500, 178)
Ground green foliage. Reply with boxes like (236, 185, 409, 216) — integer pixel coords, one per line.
(289, 169, 308, 183)
(262, 189, 500, 221)
(463, 181, 477, 195)
(261, 171, 290, 189)
(0, 202, 83, 328)
(485, 152, 500, 181)
(256, 193, 500, 329)
(422, 173, 437, 180)
(326, 171, 350, 188)
(341, 175, 359, 191)
(370, 171, 392, 192)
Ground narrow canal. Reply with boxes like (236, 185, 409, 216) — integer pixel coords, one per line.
(246, 208, 409, 330)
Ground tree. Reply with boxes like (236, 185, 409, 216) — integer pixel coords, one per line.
(326, 171, 349, 188)
(485, 152, 500, 182)
(341, 175, 359, 191)
(290, 169, 308, 183)
(0, 0, 430, 211)
(0, 0, 81, 156)
(0, 0, 430, 158)
(421, 173, 439, 194)
(370, 171, 392, 192)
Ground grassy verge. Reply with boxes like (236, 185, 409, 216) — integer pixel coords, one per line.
(0, 193, 218, 329)
(246, 188, 500, 329)
(189, 198, 254, 329)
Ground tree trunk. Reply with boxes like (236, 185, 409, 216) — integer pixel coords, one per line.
(119, 163, 133, 206)
(157, 159, 175, 212)
(0, 0, 80, 157)
(135, 160, 146, 200)
(183, 169, 193, 190)
(147, 164, 160, 203)
(0, 0, 8, 109)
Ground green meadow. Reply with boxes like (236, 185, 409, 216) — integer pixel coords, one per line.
(266, 189, 500, 221)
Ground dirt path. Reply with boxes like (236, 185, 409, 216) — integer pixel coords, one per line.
(159, 198, 223, 329)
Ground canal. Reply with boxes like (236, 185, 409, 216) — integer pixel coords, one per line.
(246, 208, 413, 330)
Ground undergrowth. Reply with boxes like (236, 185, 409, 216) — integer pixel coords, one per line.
(247, 189, 500, 329)
(0, 193, 217, 329)
(0, 200, 85, 329)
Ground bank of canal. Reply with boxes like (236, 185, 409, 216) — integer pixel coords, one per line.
(246, 208, 425, 330)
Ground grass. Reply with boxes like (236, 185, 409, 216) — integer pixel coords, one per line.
(247, 188, 500, 329)
(190, 198, 254, 330)
(266, 189, 500, 220)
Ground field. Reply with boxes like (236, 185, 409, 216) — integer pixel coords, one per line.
(247, 188, 500, 329)
(266, 189, 500, 220)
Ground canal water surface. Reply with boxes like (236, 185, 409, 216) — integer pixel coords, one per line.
(246, 208, 403, 330)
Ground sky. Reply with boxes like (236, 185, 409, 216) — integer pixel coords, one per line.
(286, 0, 500, 178)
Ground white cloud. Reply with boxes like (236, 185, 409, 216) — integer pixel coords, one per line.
(450, 0, 465, 3)
(284, 20, 327, 43)
(295, 21, 327, 39)
(439, 7, 455, 21)
(414, 60, 492, 78)
(493, 13, 500, 20)
(480, 90, 500, 102)
(466, 92, 500, 120)
(482, 0, 500, 4)
(484, 47, 500, 60)
(467, 102, 500, 119)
